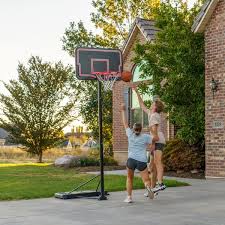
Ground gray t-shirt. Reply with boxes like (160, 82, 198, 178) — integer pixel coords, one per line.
(126, 128, 152, 163)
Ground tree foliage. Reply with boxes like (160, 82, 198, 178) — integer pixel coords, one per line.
(134, 0, 205, 145)
(74, 80, 113, 154)
(0, 56, 77, 162)
(91, 0, 160, 47)
(62, 21, 112, 57)
(62, 1, 160, 56)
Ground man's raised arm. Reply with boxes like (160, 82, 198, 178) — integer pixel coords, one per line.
(121, 104, 129, 129)
(130, 83, 150, 114)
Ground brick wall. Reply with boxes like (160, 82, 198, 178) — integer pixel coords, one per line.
(113, 28, 171, 165)
(205, 0, 225, 177)
(113, 81, 130, 164)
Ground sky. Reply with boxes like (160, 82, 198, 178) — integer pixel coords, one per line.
(0, 0, 94, 132)
(0, 0, 197, 132)
(0, 0, 197, 83)
(0, 0, 94, 82)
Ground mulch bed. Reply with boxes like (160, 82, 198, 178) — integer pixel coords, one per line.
(74, 166, 205, 179)
(164, 171, 205, 179)
(74, 165, 126, 172)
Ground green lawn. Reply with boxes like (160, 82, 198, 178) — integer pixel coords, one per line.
(0, 164, 189, 200)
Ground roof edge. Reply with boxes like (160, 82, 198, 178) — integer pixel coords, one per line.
(122, 17, 157, 56)
(192, 0, 220, 33)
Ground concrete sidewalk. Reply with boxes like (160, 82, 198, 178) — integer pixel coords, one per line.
(0, 177, 225, 225)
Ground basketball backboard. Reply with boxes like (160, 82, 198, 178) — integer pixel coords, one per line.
(75, 47, 123, 80)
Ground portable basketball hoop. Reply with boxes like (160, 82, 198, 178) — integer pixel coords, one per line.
(93, 72, 121, 91)
(55, 47, 123, 201)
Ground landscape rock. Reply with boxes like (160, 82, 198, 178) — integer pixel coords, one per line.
(54, 155, 80, 168)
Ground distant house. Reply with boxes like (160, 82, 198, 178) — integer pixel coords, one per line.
(0, 128, 8, 146)
(60, 140, 73, 149)
(83, 137, 97, 148)
(81, 138, 97, 151)
(0, 139, 5, 146)
(64, 131, 93, 148)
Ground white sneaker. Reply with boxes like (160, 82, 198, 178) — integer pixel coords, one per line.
(124, 196, 132, 203)
(144, 190, 159, 197)
(152, 183, 167, 193)
(146, 186, 154, 199)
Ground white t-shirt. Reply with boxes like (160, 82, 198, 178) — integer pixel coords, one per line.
(148, 112, 165, 144)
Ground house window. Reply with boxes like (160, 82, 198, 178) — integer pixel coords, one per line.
(130, 65, 153, 128)
(174, 124, 180, 136)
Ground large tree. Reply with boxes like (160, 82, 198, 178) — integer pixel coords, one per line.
(134, 0, 205, 145)
(91, 0, 160, 47)
(62, 0, 160, 55)
(0, 56, 77, 162)
(62, 0, 160, 153)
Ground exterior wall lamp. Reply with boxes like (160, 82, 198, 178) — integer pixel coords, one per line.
(210, 78, 218, 99)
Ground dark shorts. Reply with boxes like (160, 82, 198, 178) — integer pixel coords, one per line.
(150, 143, 165, 157)
(126, 158, 147, 171)
(155, 143, 165, 151)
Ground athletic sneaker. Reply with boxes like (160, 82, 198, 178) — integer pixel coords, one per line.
(144, 191, 149, 197)
(144, 191, 158, 197)
(152, 182, 166, 193)
(146, 186, 154, 199)
(124, 196, 132, 203)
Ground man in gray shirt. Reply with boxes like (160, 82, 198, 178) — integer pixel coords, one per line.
(121, 104, 154, 203)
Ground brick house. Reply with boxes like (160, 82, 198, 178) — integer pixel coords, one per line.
(112, 18, 176, 165)
(192, 0, 225, 178)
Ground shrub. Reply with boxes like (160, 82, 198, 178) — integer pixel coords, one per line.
(70, 156, 82, 167)
(104, 156, 118, 166)
(88, 149, 99, 158)
(79, 155, 118, 167)
(79, 149, 118, 166)
(80, 157, 99, 167)
(163, 139, 205, 172)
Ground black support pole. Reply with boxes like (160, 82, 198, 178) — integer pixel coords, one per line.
(98, 80, 107, 200)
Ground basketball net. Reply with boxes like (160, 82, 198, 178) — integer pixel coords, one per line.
(93, 72, 120, 91)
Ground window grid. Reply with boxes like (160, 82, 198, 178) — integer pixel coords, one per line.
(130, 64, 152, 128)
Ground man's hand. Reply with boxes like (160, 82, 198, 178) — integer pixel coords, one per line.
(128, 82, 137, 90)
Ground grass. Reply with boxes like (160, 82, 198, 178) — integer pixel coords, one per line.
(0, 164, 189, 201)
(0, 163, 51, 167)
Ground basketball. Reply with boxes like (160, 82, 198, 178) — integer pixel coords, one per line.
(121, 71, 132, 82)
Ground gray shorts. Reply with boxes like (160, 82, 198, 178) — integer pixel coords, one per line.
(126, 158, 147, 171)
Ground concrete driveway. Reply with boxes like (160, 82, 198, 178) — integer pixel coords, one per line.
(0, 178, 225, 225)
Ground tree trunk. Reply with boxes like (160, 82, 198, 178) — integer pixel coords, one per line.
(38, 151, 43, 163)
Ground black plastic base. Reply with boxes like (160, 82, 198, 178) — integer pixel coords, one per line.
(98, 195, 107, 200)
(55, 191, 108, 199)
